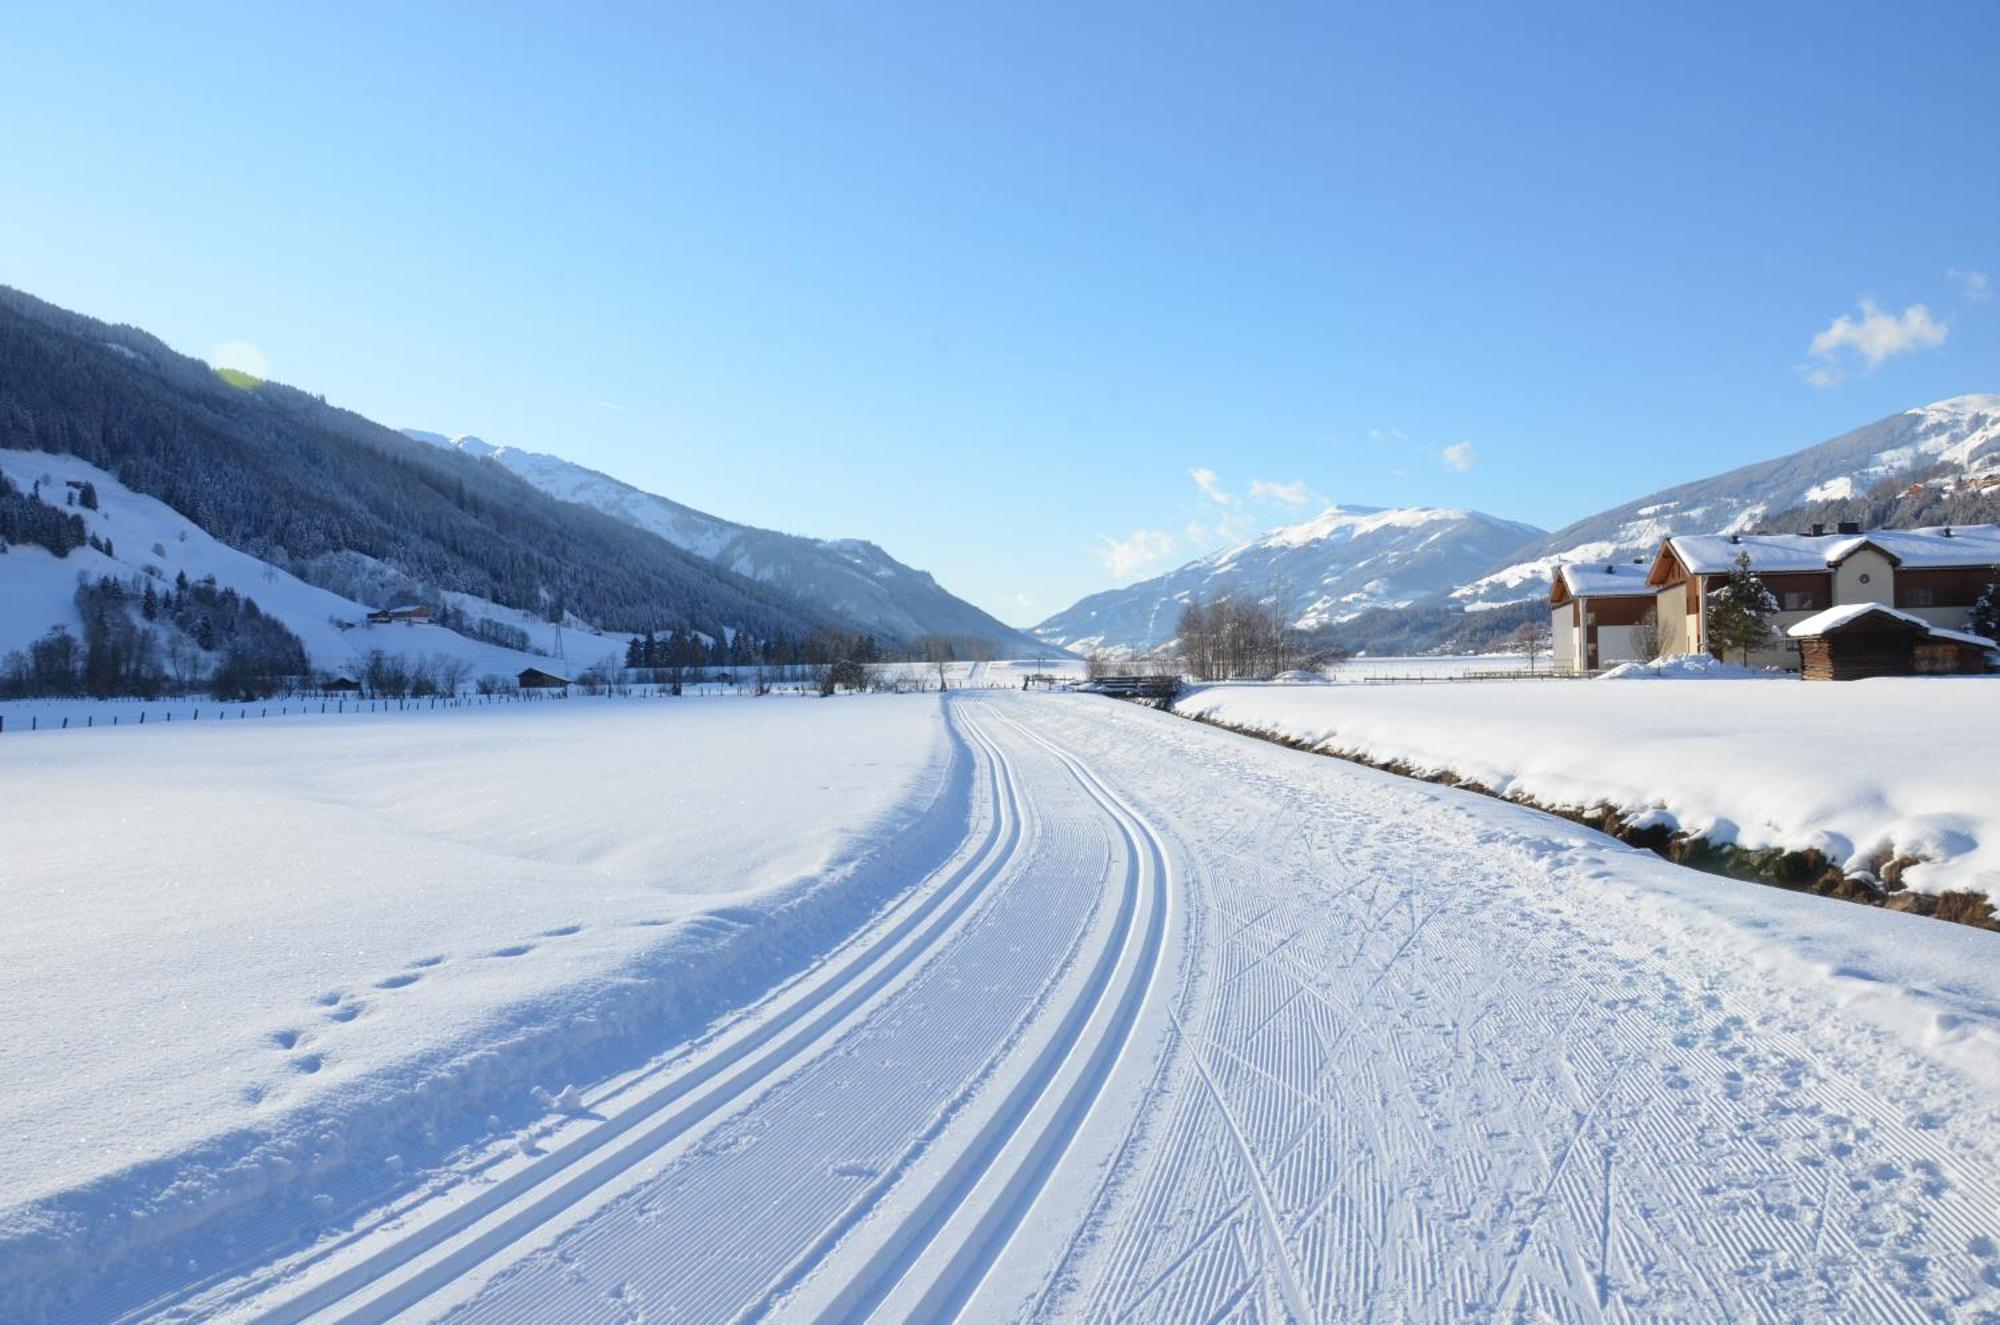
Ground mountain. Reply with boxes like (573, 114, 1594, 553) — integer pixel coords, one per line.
(1452, 395, 2000, 608)
(1033, 506, 1545, 656)
(402, 431, 1055, 657)
(0, 286, 856, 657)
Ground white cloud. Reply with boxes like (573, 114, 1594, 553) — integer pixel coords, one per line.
(1804, 299, 1948, 384)
(1189, 467, 1236, 506)
(1948, 267, 1992, 303)
(1440, 441, 1479, 472)
(598, 400, 630, 413)
(1096, 528, 1177, 581)
(1368, 427, 1408, 445)
(1248, 478, 1312, 507)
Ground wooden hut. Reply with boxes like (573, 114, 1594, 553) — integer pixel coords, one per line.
(517, 667, 571, 690)
(1788, 604, 1996, 680)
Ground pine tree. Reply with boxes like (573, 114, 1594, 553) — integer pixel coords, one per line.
(1972, 576, 2000, 642)
(141, 580, 158, 620)
(1706, 550, 1779, 664)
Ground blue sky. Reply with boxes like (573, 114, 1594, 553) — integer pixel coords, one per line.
(4, 2, 1995, 624)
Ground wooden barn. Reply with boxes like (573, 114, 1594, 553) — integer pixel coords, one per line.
(517, 667, 571, 690)
(1787, 604, 1997, 681)
(321, 676, 361, 694)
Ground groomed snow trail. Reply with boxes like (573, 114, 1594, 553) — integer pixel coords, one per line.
(170, 693, 1999, 1322)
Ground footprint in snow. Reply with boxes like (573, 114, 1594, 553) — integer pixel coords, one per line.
(291, 1053, 324, 1075)
(489, 944, 535, 958)
(540, 924, 583, 938)
(409, 955, 445, 968)
(271, 1029, 302, 1051)
(327, 1003, 361, 1023)
(376, 972, 422, 990)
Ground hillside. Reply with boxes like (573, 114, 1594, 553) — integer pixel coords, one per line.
(1033, 505, 1543, 656)
(0, 287, 843, 651)
(403, 431, 1054, 657)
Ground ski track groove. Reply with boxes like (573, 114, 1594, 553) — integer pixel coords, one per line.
(233, 705, 1034, 1324)
(149, 691, 2000, 1325)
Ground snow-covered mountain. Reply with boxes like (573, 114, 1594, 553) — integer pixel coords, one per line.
(1453, 394, 2000, 607)
(403, 431, 1054, 656)
(1033, 506, 1546, 656)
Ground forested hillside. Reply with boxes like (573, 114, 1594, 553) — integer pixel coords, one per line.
(0, 287, 840, 645)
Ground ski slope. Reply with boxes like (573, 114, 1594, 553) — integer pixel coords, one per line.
(7, 693, 1999, 1322)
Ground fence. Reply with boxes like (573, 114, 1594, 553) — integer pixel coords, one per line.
(0, 687, 577, 736)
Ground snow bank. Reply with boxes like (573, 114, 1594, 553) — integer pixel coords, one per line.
(1597, 652, 1786, 680)
(0, 695, 955, 1321)
(1175, 676, 2000, 899)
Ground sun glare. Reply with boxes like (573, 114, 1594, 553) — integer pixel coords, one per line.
(210, 339, 269, 385)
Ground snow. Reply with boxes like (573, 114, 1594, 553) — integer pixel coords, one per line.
(1598, 652, 1784, 680)
(0, 450, 631, 678)
(1781, 602, 1997, 652)
(1670, 523, 2000, 575)
(1554, 559, 1653, 598)
(1175, 675, 2000, 898)
(0, 694, 948, 1320)
(4, 692, 1999, 1323)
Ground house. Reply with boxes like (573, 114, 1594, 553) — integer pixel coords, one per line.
(1788, 604, 1998, 680)
(1548, 561, 1655, 672)
(1645, 523, 2000, 671)
(366, 604, 431, 625)
(517, 667, 570, 690)
(322, 676, 361, 694)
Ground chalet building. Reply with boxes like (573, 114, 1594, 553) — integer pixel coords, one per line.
(1548, 561, 1654, 672)
(1644, 523, 2000, 672)
(517, 667, 570, 690)
(365, 604, 431, 625)
(1788, 604, 1998, 681)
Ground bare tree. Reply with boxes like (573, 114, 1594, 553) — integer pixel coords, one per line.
(920, 635, 955, 691)
(1629, 605, 1661, 663)
(1512, 618, 1551, 672)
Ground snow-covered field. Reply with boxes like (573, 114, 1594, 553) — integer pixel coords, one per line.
(1176, 675, 2000, 900)
(1325, 651, 1531, 681)
(0, 695, 952, 1320)
(5, 690, 1998, 1322)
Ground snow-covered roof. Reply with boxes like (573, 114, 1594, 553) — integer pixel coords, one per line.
(1554, 561, 1654, 599)
(1668, 524, 2000, 576)
(1787, 601, 2000, 650)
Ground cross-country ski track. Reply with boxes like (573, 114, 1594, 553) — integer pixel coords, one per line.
(46, 691, 2000, 1322)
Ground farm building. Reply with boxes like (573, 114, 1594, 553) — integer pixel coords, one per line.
(1645, 523, 2000, 672)
(1548, 561, 1654, 672)
(1787, 604, 1998, 681)
(365, 604, 431, 625)
(517, 667, 570, 690)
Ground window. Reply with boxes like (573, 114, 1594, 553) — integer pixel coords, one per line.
(1780, 590, 1816, 611)
(1903, 585, 1935, 608)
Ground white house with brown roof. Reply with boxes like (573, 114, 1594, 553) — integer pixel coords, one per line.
(1644, 523, 2000, 671)
(1548, 561, 1655, 672)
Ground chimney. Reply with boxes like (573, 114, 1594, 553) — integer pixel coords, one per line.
(1729, 533, 1741, 545)
(1809, 523, 1827, 536)
(1836, 520, 1861, 535)
(1943, 525, 1954, 538)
